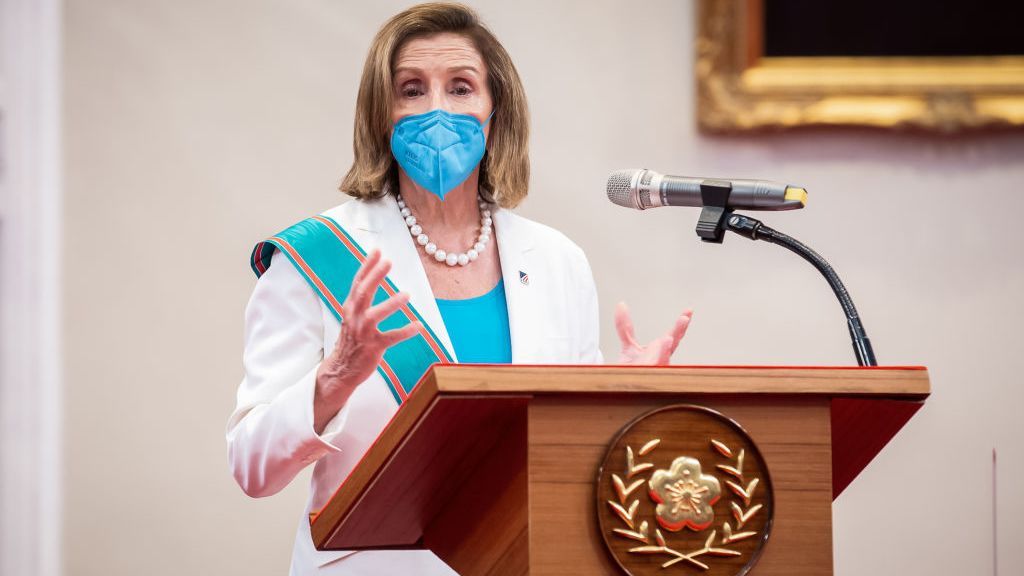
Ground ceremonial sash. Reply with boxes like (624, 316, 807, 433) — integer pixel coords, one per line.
(250, 215, 452, 405)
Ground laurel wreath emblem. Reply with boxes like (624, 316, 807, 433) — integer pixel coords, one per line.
(605, 437, 764, 571)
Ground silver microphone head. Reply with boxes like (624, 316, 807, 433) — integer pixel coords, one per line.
(607, 169, 658, 210)
(607, 169, 642, 209)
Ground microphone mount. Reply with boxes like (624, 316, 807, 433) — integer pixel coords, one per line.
(692, 197, 878, 367)
(694, 180, 734, 243)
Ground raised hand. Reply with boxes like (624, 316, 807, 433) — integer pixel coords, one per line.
(614, 302, 692, 365)
(313, 249, 420, 432)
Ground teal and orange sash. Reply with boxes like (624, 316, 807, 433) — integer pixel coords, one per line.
(251, 215, 452, 405)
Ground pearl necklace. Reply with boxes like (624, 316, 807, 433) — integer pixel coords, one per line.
(397, 193, 492, 267)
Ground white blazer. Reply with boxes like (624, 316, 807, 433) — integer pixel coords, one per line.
(226, 194, 602, 575)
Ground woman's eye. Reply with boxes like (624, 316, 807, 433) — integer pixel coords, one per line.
(400, 83, 423, 98)
(451, 83, 472, 96)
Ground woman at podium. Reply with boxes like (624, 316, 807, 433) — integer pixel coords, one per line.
(226, 3, 690, 574)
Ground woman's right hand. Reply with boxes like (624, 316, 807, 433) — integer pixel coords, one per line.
(313, 249, 420, 433)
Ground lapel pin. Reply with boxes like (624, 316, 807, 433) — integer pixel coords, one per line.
(519, 270, 529, 286)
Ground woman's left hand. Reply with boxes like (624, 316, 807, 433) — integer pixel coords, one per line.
(614, 302, 692, 365)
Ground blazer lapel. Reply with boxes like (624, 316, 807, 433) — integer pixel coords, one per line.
(346, 195, 457, 361)
(493, 209, 540, 363)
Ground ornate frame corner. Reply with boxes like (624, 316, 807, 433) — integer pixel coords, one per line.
(697, 0, 1024, 132)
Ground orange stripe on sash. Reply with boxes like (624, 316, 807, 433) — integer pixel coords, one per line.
(269, 236, 344, 312)
(378, 361, 406, 402)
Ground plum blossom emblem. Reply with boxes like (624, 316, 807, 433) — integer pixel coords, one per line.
(648, 456, 721, 532)
(598, 407, 773, 573)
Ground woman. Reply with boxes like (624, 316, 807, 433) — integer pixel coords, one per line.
(226, 3, 691, 574)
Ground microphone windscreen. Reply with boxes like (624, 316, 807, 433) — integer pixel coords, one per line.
(606, 169, 639, 208)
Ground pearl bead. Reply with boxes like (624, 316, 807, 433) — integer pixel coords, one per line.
(467, 249, 478, 261)
(397, 199, 406, 208)
(457, 254, 469, 266)
(434, 249, 447, 262)
(417, 234, 429, 245)
(445, 253, 458, 266)
(482, 217, 492, 227)
(473, 242, 484, 252)
(410, 224, 422, 236)
(400, 207, 411, 217)
(478, 233, 490, 243)
(483, 210, 491, 217)
(405, 215, 416, 226)
(425, 243, 437, 255)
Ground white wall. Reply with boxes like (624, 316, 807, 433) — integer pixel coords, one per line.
(63, 1, 1023, 574)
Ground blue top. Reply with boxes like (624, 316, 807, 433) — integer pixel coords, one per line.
(435, 279, 513, 363)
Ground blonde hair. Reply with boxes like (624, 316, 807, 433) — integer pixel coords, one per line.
(340, 3, 530, 208)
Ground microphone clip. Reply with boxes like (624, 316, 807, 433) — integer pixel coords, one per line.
(694, 180, 733, 243)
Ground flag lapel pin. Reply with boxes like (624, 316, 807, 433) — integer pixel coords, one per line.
(519, 270, 529, 286)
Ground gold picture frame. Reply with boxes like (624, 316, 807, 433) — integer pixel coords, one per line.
(697, 0, 1024, 132)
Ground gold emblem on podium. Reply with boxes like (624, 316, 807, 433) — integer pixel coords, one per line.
(597, 405, 773, 575)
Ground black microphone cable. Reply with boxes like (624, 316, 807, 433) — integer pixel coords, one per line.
(725, 213, 878, 367)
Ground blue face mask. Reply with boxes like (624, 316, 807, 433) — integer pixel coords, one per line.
(390, 108, 493, 201)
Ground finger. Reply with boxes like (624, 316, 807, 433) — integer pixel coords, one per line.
(614, 301, 640, 348)
(659, 334, 675, 360)
(668, 309, 693, 349)
(344, 250, 382, 316)
(379, 322, 421, 348)
(350, 249, 381, 289)
(364, 292, 410, 326)
(656, 336, 674, 365)
(350, 257, 392, 312)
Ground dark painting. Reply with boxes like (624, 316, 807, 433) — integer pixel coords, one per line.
(764, 1, 1024, 58)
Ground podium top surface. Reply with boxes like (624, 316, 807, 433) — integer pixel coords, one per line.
(424, 364, 929, 398)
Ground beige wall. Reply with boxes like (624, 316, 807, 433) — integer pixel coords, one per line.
(63, 1, 1023, 574)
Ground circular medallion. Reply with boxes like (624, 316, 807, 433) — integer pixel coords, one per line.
(596, 405, 773, 576)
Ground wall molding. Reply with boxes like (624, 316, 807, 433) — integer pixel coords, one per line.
(0, 0, 63, 575)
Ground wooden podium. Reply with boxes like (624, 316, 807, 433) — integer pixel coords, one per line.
(309, 365, 929, 575)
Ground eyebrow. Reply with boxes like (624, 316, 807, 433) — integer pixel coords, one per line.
(446, 65, 480, 74)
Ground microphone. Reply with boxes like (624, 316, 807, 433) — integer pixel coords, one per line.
(606, 169, 876, 366)
(606, 168, 807, 211)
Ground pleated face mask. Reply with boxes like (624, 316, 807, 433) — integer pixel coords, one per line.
(390, 108, 493, 201)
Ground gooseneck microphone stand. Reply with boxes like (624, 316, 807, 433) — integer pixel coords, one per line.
(694, 181, 877, 367)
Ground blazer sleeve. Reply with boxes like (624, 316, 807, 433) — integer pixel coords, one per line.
(226, 250, 349, 498)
